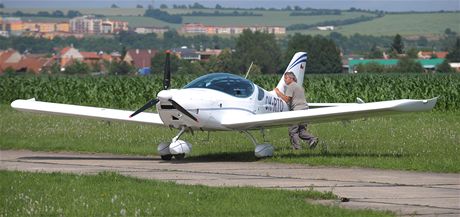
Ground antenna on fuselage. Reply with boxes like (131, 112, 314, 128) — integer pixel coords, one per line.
(244, 61, 254, 79)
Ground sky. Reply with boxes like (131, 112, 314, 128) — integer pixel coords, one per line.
(2, 0, 460, 12)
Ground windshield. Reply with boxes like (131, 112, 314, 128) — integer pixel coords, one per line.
(184, 73, 254, 98)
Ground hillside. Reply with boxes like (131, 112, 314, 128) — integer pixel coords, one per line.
(3, 8, 458, 37)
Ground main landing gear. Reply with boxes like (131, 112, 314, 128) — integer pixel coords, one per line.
(158, 127, 192, 160)
(242, 130, 274, 158)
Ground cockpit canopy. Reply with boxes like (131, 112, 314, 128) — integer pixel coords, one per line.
(184, 73, 255, 98)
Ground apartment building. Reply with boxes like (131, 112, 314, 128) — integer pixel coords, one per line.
(181, 23, 286, 35)
(70, 16, 128, 34)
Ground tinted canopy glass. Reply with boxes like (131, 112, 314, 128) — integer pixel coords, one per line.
(184, 73, 254, 98)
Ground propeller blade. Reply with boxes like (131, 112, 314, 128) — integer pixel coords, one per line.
(129, 98, 159, 118)
(163, 50, 171, 90)
(168, 99, 198, 122)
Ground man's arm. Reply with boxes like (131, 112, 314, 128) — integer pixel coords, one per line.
(274, 88, 291, 103)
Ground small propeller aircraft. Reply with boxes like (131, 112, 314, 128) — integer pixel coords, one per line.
(11, 52, 438, 160)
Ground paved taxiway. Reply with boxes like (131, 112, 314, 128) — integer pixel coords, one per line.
(1, 150, 459, 217)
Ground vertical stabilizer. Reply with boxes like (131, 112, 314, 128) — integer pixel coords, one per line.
(275, 52, 307, 94)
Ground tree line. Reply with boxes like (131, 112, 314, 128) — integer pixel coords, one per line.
(287, 15, 380, 31)
(0, 10, 82, 18)
(179, 11, 262, 17)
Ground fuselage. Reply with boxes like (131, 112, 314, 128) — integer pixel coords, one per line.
(156, 73, 288, 130)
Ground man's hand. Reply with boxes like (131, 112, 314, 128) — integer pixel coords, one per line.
(274, 88, 290, 103)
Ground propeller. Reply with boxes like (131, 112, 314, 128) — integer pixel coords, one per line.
(163, 50, 171, 90)
(129, 50, 171, 118)
(129, 98, 159, 118)
(129, 50, 198, 122)
(169, 99, 198, 122)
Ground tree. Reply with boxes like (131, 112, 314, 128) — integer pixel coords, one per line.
(233, 29, 282, 74)
(395, 57, 424, 73)
(67, 10, 82, 18)
(52, 10, 65, 17)
(436, 59, 455, 73)
(0, 3, 4, 8)
(64, 61, 90, 74)
(136, 4, 144, 8)
(190, 2, 205, 9)
(111, 4, 119, 8)
(356, 62, 386, 73)
(160, 4, 168, 9)
(406, 47, 419, 59)
(37, 11, 51, 17)
(205, 48, 237, 73)
(215, 4, 222, 9)
(367, 44, 383, 59)
(150, 51, 180, 74)
(392, 34, 404, 54)
(285, 34, 342, 74)
(446, 37, 460, 62)
(109, 61, 133, 75)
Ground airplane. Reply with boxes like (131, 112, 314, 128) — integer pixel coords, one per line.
(11, 52, 438, 160)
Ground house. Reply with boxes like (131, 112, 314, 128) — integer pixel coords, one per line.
(0, 49, 22, 73)
(123, 49, 157, 68)
(134, 27, 169, 35)
(347, 58, 446, 73)
(171, 47, 200, 61)
(181, 23, 286, 35)
(317, 26, 335, 31)
(58, 47, 84, 67)
(0, 49, 53, 74)
(417, 51, 448, 59)
(197, 49, 222, 61)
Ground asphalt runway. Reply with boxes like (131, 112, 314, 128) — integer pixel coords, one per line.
(1, 150, 459, 217)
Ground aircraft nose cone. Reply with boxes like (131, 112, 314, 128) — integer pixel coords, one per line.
(157, 89, 176, 101)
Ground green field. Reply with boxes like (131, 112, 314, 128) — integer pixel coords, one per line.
(310, 12, 460, 37)
(1, 105, 458, 173)
(0, 171, 394, 217)
(5, 8, 458, 36)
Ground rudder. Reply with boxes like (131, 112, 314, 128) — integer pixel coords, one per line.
(275, 52, 307, 94)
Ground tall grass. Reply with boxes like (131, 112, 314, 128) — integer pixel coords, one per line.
(1, 73, 458, 111)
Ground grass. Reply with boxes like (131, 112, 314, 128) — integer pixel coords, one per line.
(0, 170, 395, 217)
(298, 12, 460, 36)
(1, 105, 459, 173)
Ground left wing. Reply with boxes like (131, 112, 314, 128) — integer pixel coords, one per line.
(11, 98, 164, 126)
(222, 98, 437, 130)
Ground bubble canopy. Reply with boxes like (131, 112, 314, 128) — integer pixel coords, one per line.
(183, 73, 255, 98)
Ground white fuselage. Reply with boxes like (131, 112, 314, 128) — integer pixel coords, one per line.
(156, 86, 289, 131)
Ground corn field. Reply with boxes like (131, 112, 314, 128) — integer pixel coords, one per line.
(1, 73, 459, 111)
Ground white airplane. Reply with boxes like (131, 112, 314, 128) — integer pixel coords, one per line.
(11, 52, 438, 160)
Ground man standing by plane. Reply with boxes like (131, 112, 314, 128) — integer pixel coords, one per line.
(274, 71, 318, 150)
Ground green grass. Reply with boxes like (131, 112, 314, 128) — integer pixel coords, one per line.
(300, 12, 460, 36)
(1, 170, 394, 217)
(1, 105, 459, 173)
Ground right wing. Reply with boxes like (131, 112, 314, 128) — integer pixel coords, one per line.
(222, 98, 437, 130)
(11, 98, 164, 126)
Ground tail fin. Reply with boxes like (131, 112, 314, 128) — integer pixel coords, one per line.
(275, 52, 307, 94)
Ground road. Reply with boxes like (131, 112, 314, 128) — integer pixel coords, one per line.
(1, 150, 459, 217)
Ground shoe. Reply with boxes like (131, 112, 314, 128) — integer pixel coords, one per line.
(309, 138, 318, 149)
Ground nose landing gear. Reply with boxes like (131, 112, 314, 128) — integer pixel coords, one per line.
(158, 127, 192, 160)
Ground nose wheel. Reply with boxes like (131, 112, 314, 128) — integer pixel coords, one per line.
(158, 127, 192, 160)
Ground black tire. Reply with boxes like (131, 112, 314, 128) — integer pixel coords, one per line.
(161, 154, 173, 160)
(174, 153, 185, 160)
